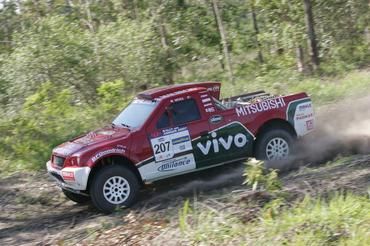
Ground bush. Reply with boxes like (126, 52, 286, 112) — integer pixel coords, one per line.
(243, 159, 281, 192)
(0, 80, 131, 172)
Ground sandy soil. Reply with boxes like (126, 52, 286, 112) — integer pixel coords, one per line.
(0, 154, 369, 245)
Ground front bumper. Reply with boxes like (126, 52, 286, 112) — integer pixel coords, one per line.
(46, 161, 91, 191)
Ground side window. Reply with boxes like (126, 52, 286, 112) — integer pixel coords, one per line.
(156, 111, 170, 129)
(171, 99, 201, 125)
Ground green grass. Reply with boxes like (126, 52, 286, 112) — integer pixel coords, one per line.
(177, 193, 370, 245)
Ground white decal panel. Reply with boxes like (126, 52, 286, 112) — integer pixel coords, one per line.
(294, 101, 314, 136)
(150, 127, 192, 162)
(142, 127, 196, 181)
(139, 154, 196, 181)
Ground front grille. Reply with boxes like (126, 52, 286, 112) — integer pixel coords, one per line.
(53, 155, 65, 168)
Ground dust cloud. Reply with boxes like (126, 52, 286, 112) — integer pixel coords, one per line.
(267, 96, 370, 170)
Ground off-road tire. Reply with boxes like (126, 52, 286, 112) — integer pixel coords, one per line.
(89, 165, 140, 214)
(62, 189, 90, 204)
(255, 128, 295, 160)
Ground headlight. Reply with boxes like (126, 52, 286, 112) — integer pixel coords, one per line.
(65, 156, 80, 167)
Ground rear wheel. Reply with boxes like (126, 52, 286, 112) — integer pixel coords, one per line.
(255, 128, 295, 160)
(62, 189, 90, 204)
(89, 165, 140, 213)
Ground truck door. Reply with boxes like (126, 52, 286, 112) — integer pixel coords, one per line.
(141, 96, 210, 181)
(197, 93, 254, 165)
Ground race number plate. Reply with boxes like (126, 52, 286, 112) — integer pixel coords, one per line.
(150, 127, 192, 162)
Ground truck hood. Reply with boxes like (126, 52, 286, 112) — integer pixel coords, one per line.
(53, 127, 130, 156)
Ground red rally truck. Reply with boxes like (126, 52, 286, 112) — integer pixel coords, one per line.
(46, 82, 314, 213)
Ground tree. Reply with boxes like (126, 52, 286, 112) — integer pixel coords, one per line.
(0, 1, 19, 53)
(303, 0, 319, 70)
(250, 0, 264, 64)
(211, 0, 233, 83)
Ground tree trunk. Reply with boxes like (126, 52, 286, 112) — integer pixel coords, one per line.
(83, 0, 95, 32)
(365, 27, 370, 43)
(251, 3, 264, 64)
(296, 44, 305, 73)
(158, 16, 174, 85)
(303, 0, 319, 70)
(211, 0, 234, 84)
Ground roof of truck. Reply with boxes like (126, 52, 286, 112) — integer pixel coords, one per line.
(138, 82, 221, 100)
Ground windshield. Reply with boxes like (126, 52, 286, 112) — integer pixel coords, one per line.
(112, 99, 157, 128)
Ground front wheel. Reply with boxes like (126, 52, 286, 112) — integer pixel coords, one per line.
(89, 165, 140, 213)
(255, 128, 295, 161)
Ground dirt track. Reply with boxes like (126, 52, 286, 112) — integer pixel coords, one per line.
(0, 162, 246, 245)
(1, 155, 369, 245)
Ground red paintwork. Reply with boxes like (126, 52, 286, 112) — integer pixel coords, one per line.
(50, 82, 310, 174)
(138, 82, 221, 100)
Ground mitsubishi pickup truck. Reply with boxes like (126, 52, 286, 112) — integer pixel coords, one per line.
(46, 82, 314, 213)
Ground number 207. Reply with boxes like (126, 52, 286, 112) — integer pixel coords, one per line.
(154, 141, 170, 154)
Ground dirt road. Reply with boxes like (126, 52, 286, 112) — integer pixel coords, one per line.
(0, 161, 247, 245)
(1, 154, 369, 245)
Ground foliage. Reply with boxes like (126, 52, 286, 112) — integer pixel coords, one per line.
(175, 193, 370, 245)
(2, 16, 97, 106)
(0, 83, 91, 171)
(0, 80, 127, 172)
(243, 159, 281, 192)
(95, 18, 166, 89)
(179, 199, 191, 232)
(96, 80, 130, 117)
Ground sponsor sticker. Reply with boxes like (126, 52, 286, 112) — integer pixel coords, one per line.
(91, 148, 125, 162)
(296, 113, 313, 120)
(138, 153, 196, 181)
(209, 115, 223, 124)
(62, 171, 75, 181)
(133, 98, 157, 104)
(172, 136, 190, 145)
(202, 98, 211, 103)
(298, 103, 312, 110)
(287, 100, 314, 136)
(207, 85, 220, 92)
(205, 107, 216, 113)
(171, 97, 185, 103)
(306, 119, 314, 131)
(197, 131, 249, 155)
(156, 88, 199, 100)
(235, 97, 286, 117)
(157, 156, 192, 172)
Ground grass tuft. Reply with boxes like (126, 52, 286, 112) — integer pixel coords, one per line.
(173, 192, 370, 245)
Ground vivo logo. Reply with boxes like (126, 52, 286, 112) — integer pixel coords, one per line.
(197, 132, 248, 155)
